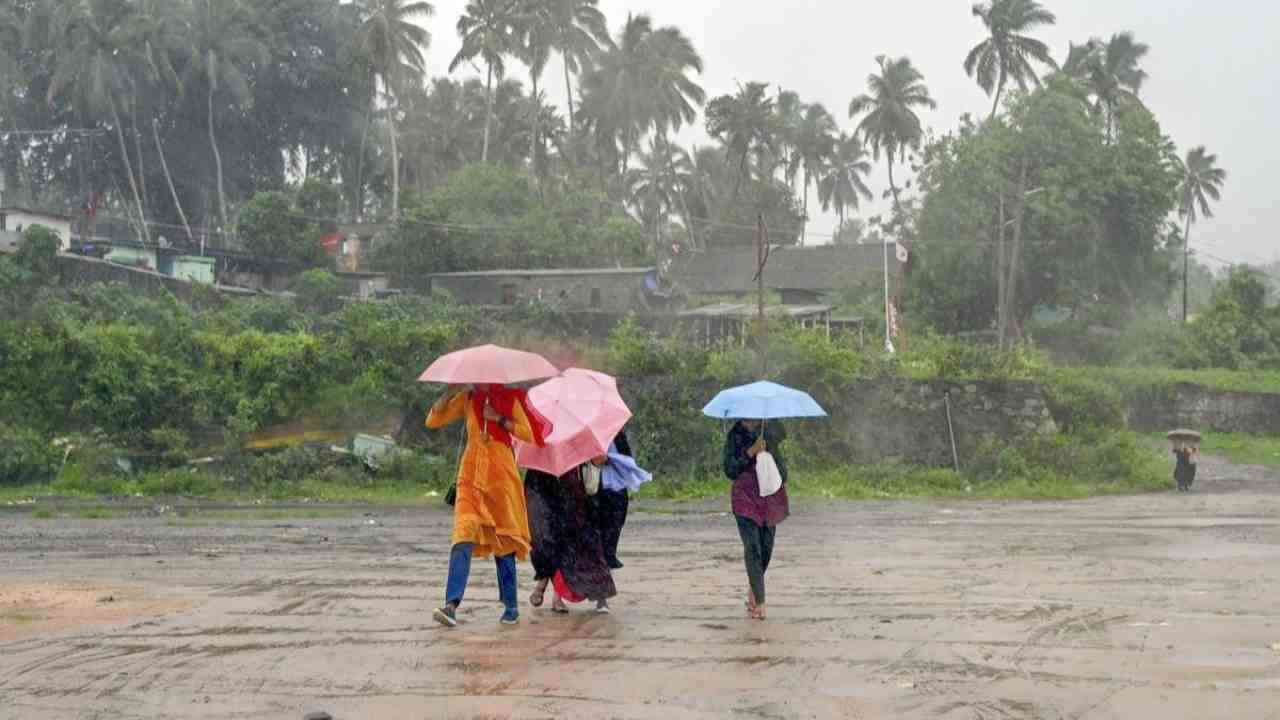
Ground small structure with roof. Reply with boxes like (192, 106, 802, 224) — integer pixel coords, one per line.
(0, 207, 74, 253)
(428, 267, 656, 312)
(675, 244, 902, 304)
(677, 303, 833, 344)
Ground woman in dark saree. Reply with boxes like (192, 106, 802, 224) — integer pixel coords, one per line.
(525, 460, 618, 614)
(723, 419, 788, 620)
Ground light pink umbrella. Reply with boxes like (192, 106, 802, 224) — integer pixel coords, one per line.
(418, 344, 559, 385)
(515, 369, 632, 477)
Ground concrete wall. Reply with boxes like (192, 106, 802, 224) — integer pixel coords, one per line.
(810, 379, 1057, 467)
(431, 271, 649, 313)
(55, 254, 257, 300)
(1125, 383, 1280, 434)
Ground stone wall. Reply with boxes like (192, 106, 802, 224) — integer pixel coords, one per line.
(1124, 383, 1280, 434)
(55, 254, 258, 300)
(815, 379, 1056, 467)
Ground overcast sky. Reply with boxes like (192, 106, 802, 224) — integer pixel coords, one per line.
(419, 0, 1277, 266)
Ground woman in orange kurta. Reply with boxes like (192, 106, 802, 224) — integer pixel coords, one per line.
(427, 384, 548, 627)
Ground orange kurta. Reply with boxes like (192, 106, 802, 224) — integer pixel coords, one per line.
(427, 392, 534, 560)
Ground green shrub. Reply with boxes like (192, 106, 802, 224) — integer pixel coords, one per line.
(606, 316, 680, 377)
(136, 469, 221, 497)
(15, 225, 61, 278)
(0, 425, 60, 486)
(1042, 371, 1127, 432)
(376, 451, 450, 488)
(292, 269, 344, 313)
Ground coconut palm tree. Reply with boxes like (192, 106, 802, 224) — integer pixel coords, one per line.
(451, 0, 519, 164)
(545, 0, 610, 142)
(513, 1, 551, 173)
(818, 132, 874, 228)
(354, 0, 433, 218)
(793, 103, 836, 245)
(0, 4, 25, 121)
(964, 0, 1057, 119)
(644, 24, 704, 140)
(1061, 32, 1148, 141)
(773, 89, 804, 191)
(46, 0, 151, 244)
(626, 139, 686, 259)
(1179, 146, 1227, 322)
(848, 55, 936, 211)
(579, 14, 702, 180)
(705, 81, 776, 198)
(180, 0, 268, 235)
(128, 0, 190, 242)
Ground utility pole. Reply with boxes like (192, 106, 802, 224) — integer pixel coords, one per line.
(755, 213, 770, 376)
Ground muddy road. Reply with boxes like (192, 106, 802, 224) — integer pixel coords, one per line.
(2, 456, 1279, 719)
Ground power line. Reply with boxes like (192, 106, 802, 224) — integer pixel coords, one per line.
(0, 128, 108, 137)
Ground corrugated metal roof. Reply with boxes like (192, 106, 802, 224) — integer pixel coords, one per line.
(676, 244, 899, 293)
(430, 267, 655, 278)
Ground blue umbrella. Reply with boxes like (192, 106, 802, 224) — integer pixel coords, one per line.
(702, 381, 828, 420)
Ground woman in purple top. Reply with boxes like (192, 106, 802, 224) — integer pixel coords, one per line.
(723, 419, 788, 620)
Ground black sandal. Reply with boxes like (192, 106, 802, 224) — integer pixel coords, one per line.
(530, 580, 547, 608)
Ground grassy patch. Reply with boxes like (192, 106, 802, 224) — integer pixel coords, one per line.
(0, 611, 42, 625)
(77, 506, 113, 520)
(1174, 433, 1280, 469)
(31, 507, 54, 519)
(644, 432, 1168, 502)
(1079, 366, 1280, 394)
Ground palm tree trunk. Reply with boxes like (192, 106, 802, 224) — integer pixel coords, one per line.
(108, 93, 150, 246)
(482, 63, 494, 164)
(207, 77, 229, 237)
(989, 74, 1005, 121)
(801, 169, 810, 247)
(565, 55, 576, 140)
(887, 153, 901, 213)
(388, 94, 400, 219)
(529, 71, 540, 176)
(1003, 159, 1029, 348)
(995, 191, 1007, 346)
(355, 81, 376, 219)
(130, 95, 149, 220)
(152, 118, 193, 245)
(1182, 213, 1193, 323)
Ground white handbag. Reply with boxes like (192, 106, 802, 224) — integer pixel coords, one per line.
(582, 463, 602, 496)
(755, 451, 783, 497)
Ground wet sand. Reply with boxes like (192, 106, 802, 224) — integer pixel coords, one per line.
(1, 455, 1278, 719)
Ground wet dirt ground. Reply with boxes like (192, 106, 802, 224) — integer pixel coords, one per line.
(2, 456, 1278, 720)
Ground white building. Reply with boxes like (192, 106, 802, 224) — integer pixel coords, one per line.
(0, 207, 74, 253)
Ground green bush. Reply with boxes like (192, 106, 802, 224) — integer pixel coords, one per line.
(1042, 371, 1127, 432)
(606, 316, 680, 377)
(292, 269, 345, 313)
(15, 225, 61, 278)
(0, 425, 60, 486)
(136, 469, 221, 497)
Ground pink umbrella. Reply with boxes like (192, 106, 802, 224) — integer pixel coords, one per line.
(418, 344, 559, 385)
(515, 368, 632, 477)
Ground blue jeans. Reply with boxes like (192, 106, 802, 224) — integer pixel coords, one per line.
(444, 543, 518, 611)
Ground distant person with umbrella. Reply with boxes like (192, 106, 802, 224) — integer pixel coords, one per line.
(419, 346, 557, 627)
(706, 382, 827, 621)
(1169, 429, 1201, 492)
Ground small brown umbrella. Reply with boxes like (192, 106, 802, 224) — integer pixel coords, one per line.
(1166, 429, 1202, 441)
